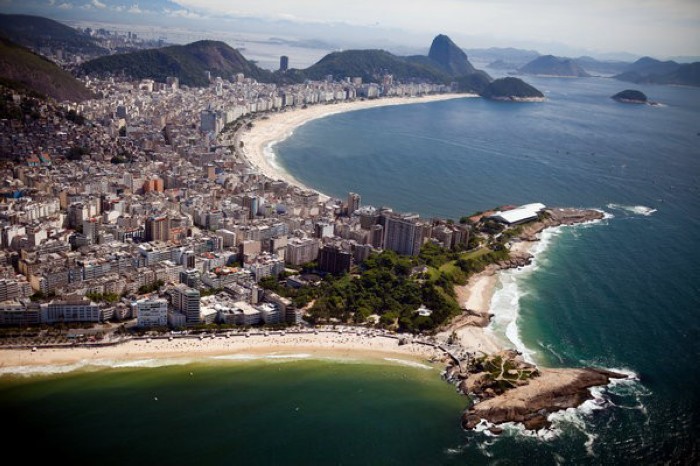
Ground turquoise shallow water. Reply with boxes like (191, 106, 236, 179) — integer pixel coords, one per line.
(2, 77, 699, 464)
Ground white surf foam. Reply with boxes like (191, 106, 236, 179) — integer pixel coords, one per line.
(90, 358, 194, 368)
(382, 358, 433, 370)
(210, 354, 261, 361)
(489, 226, 563, 363)
(489, 211, 613, 364)
(606, 203, 657, 216)
(263, 141, 283, 170)
(0, 362, 90, 377)
(265, 353, 312, 360)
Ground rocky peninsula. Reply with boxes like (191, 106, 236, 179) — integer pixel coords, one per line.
(440, 207, 619, 432)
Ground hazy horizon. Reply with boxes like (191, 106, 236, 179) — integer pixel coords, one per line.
(1, 0, 699, 68)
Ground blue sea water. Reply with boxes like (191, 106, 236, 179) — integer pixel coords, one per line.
(276, 76, 700, 462)
(1, 77, 698, 464)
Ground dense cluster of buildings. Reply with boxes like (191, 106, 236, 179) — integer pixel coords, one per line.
(0, 69, 465, 329)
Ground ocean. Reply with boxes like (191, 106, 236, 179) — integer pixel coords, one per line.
(2, 76, 698, 464)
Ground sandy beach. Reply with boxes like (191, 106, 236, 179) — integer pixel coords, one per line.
(238, 94, 474, 198)
(0, 331, 445, 372)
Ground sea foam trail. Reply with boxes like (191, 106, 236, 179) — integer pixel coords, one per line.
(383, 358, 433, 370)
(606, 203, 657, 216)
(0, 357, 197, 377)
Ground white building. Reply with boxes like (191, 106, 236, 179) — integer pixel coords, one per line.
(133, 298, 169, 327)
(41, 299, 109, 324)
(258, 302, 280, 325)
(490, 203, 546, 225)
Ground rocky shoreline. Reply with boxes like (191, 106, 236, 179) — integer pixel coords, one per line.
(443, 207, 615, 433)
(443, 350, 627, 432)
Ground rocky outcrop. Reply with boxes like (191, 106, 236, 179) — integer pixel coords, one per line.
(461, 367, 627, 431)
(497, 252, 532, 269)
(517, 208, 604, 241)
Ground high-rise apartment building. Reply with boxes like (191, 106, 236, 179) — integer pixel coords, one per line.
(171, 285, 201, 325)
(382, 212, 429, 256)
(145, 216, 170, 242)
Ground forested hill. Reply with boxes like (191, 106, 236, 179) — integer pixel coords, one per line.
(80, 40, 273, 86)
(0, 37, 93, 102)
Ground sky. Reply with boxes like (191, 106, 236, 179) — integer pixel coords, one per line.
(2, 0, 699, 59)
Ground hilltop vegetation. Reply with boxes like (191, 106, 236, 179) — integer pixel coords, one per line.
(481, 77, 544, 101)
(0, 37, 93, 102)
(426, 34, 478, 76)
(297, 49, 451, 84)
(0, 14, 107, 57)
(80, 40, 273, 86)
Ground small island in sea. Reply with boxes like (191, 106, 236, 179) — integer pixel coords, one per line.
(480, 77, 545, 102)
(611, 89, 648, 104)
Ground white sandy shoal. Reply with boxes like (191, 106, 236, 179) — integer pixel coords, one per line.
(0, 333, 443, 371)
(238, 94, 474, 199)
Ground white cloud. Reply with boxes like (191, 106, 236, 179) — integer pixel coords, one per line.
(164, 8, 203, 20)
(91, 0, 106, 8)
(128, 4, 141, 13)
(57, 2, 72, 9)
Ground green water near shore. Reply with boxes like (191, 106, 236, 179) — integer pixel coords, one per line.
(0, 359, 469, 465)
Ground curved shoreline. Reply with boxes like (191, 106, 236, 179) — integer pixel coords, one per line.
(237, 94, 475, 198)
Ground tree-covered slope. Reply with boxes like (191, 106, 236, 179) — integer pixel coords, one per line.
(0, 14, 106, 57)
(299, 49, 451, 83)
(0, 37, 93, 101)
(480, 77, 544, 100)
(80, 40, 273, 86)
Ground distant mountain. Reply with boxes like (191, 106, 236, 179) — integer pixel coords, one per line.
(0, 14, 106, 57)
(427, 34, 477, 76)
(466, 47, 540, 68)
(0, 37, 93, 102)
(573, 56, 629, 76)
(611, 89, 647, 104)
(80, 40, 273, 86)
(80, 34, 497, 93)
(480, 77, 544, 101)
(619, 57, 680, 77)
(614, 57, 700, 87)
(297, 49, 451, 84)
(519, 55, 591, 77)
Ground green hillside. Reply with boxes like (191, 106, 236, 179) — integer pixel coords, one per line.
(80, 40, 273, 86)
(299, 49, 451, 83)
(480, 77, 544, 100)
(0, 37, 93, 102)
(0, 14, 106, 57)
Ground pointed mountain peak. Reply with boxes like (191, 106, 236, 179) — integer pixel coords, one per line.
(428, 34, 476, 76)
